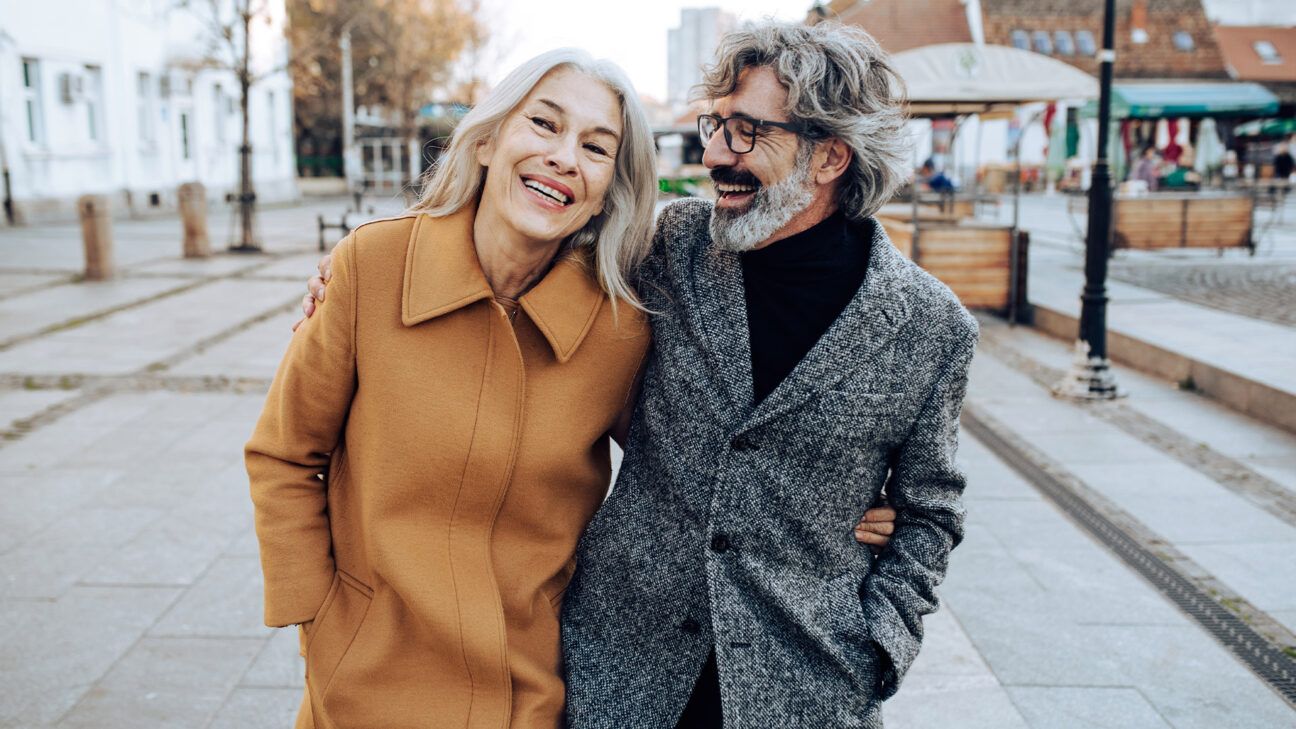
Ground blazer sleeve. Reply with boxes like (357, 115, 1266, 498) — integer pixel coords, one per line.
(860, 318, 977, 699)
(245, 233, 359, 628)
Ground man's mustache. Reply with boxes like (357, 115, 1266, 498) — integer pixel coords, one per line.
(710, 167, 762, 187)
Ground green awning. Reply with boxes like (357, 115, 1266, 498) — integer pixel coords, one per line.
(1081, 82, 1279, 119)
(1234, 118, 1296, 138)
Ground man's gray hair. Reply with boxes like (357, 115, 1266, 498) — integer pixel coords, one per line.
(697, 21, 910, 220)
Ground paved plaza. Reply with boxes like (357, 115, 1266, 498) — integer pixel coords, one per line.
(0, 194, 1294, 727)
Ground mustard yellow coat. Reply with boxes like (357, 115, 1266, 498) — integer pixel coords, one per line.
(245, 208, 649, 728)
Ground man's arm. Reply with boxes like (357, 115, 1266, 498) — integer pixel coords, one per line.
(859, 321, 977, 699)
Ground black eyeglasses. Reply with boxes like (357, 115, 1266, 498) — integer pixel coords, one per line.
(697, 113, 807, 155)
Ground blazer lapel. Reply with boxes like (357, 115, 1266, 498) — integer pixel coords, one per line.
(739, 222, 913, 434)
(689, 244, 755, 422)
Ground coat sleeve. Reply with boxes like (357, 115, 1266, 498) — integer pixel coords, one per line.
(860, 316, 977, 699)
(245, 233, 359, 628)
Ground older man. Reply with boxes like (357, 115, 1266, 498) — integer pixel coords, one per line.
(559, 22, 977, 729)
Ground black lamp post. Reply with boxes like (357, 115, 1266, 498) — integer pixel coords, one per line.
(1055, 0, 1123, 400)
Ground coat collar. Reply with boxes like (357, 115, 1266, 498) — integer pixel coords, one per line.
(401, 206, 605, 364)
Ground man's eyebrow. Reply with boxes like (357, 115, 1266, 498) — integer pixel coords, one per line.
(536, 97, 620, 141)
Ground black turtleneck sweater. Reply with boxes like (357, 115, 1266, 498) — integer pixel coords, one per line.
(741, 209, 873, 404)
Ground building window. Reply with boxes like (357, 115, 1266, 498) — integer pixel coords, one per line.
(266, 89, 279, 163)
(21, 58, 44, 145)
(1076, 30, 1097, 55)
(1010, 29, 1030, 51)
(85, 65, 103, 143)
(1254, 40, 1282, 64)
(1173, 31, 1195, 52)
(1054, 31, 1076, 56)
(138, 72, 155, 145)
(1032, 30, 1053, 55)
(213, 84, 226, 143)
(180, 111, 192, 160)
(1131, 27, 1149, 44)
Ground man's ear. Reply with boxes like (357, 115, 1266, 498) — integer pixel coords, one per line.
(814, 138, 853, 186)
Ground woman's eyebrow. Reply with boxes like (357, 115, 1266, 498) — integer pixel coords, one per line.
(536, 98, 620, 142)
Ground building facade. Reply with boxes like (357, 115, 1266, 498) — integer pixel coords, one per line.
(666, 7, 736, 115)
(0, 0, 297, 225)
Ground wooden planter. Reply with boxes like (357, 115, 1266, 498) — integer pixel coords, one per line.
(1113, 193, 1254, 254)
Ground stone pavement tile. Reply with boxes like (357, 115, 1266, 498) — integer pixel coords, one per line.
(149, 556, 270, 638)
(245, 251, 335, 279)
(0, 585, 180, 726)
(0, 276, 189, 345)
(1271, 610, 1296, 635)
(0, 389, 80, 429)
(1006, 547, 1187, 626)
(906, 608, 993, 678)
(0, 279, 298, 376)
(167, 310, 296, 379)
(0, 271, 71, 295)
(954, 610, 1131, 689)
(132, 254, 271, 278)
(1250, 457, 1296, 495)
(0, 467, 121, 554)
(1176, 541, 1296, 613)
(208, 687, 301, 729)
(886, 674, 1029, 729)
(1005, 686, 1172, 729)
(240, 627, 305, 689)
(224, 525, 261, 558)
(0, 506, 163, 598)
(968, 498, 1107, 554)
(80, 497, 250, 588)
(1013, 429, 1169, 465)
(58, 636, 264, 729)
(1093, 624, 1296, 729)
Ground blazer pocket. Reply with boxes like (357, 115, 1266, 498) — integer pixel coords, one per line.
(815, 571, 881, 700)
(305, 570, 373, 701)
(814, 391, 908, 442)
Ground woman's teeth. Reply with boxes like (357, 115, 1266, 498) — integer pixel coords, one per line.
(523, 179, 570, 205)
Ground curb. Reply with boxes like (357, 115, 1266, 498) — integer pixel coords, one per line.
(1030, 302, 1296, 435)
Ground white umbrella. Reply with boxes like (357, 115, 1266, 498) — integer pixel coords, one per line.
(1046, 115, 1069, 182)
(1194, 117, 1225, 174)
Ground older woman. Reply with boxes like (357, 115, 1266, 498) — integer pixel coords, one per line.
(246, 50, 657, 728)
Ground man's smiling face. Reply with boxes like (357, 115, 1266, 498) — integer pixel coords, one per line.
(701, 66, 819, 252)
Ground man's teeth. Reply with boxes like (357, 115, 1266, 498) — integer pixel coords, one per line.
(717, 183, 758, 195)
(523, 179, 570, 205)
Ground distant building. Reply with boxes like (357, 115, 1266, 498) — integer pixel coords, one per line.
(0, 0, 297, 225)
(1213, 25, 1296, 115)
(667, 7, 736, 114)
(808, 0, 977, 53)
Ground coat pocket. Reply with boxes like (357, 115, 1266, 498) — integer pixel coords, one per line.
(305, 570, 373, 702)
(815, 571, 882, 703)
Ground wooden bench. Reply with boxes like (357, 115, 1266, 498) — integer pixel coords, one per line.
(1113, 193, 1254, 254)
(876, 216, 1028, 319)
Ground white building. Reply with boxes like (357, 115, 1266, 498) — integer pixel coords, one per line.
(667, 7, 736, 115)
(0, 0, 296, 225)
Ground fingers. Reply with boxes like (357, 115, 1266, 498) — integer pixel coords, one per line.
(862, 506, 897, 523)
(292, 317, 305, 332)
(308, 275, 326, 303)
(300, 292, 315, 317)
(318, 254, 333, 283)
(854, 528, 890, 546)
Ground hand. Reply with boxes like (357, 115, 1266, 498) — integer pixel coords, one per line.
(291, 253, 334, 331)
(854, 505, 896, 554)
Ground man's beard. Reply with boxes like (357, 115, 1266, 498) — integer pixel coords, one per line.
(709, 148, 816, 253)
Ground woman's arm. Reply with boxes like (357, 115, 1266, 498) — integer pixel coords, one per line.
(246, 233, 359, 628)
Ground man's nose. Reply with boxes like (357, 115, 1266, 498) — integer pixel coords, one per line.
(701, 127, 737, 169)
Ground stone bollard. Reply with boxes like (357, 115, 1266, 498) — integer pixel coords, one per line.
(178, 182, 210, 258)
(78, 194, 115, 281)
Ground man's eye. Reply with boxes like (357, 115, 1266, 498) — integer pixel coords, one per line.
(531, 117, 556, 131)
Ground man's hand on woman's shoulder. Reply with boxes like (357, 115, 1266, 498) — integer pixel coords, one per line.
(292, 253, 333, 331)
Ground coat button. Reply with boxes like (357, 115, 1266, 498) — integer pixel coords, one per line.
(710, 534, 730, 553)
(679, 618, 701, 634)
(730, 435, 754, 451)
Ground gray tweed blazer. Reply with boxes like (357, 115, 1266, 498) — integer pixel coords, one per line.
(561, 199, 978, 729)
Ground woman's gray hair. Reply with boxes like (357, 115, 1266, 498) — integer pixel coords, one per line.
(696, 21, 910, 220)
(410, 48, 657, 313)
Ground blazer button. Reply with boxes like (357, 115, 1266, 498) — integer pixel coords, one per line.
(730, 435, 754, 451)
(710, 534, 730, 553)
(679, 618, 701, 634)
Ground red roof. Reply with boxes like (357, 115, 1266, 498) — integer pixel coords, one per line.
(814, 0, 972, 54)
(1214, 26, 1296, 82)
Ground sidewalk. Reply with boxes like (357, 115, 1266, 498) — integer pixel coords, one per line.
(0, 198, 1293, 726)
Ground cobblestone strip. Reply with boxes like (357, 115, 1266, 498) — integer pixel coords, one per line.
(976, 327, 1296, 529)
(1107, 262, 1296, 329)
(963, 405, 1296, 704)
(0, 272, 79, 302)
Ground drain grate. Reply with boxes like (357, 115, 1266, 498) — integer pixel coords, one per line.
(963, 406, 1296, 708)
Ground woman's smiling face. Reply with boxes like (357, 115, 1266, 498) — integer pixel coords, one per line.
(475, 67, 623, 249)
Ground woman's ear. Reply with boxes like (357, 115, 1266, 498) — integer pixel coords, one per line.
(475, 138, 493, 167)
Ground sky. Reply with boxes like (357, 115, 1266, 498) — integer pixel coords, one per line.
(479, 0, 813, 102)
(479, 0, 1296, 102)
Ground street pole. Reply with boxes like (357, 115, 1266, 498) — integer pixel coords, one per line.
(1054, 0, 1122, 400)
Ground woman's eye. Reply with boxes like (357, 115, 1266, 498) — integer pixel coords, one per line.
(584, 143, 608, 156)
(531, 116, 556, 132)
